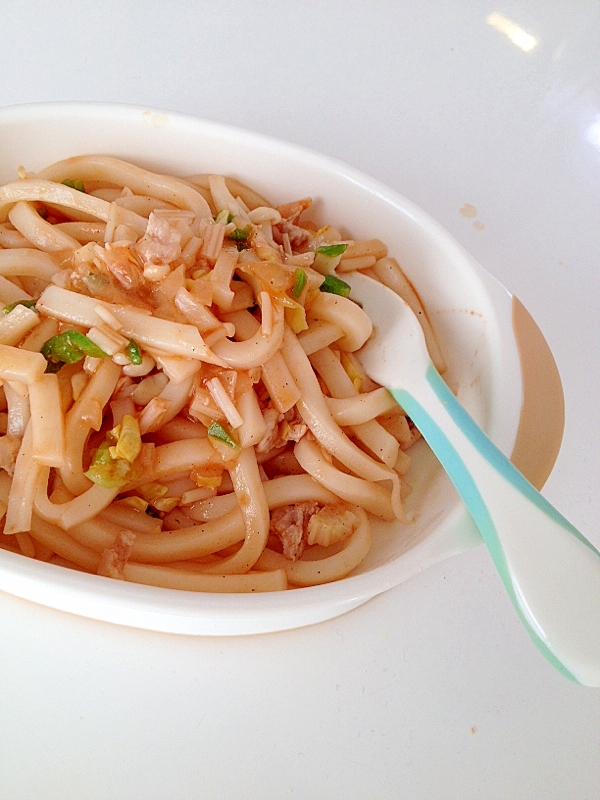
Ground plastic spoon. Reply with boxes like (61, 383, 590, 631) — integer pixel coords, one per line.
(345, 271, 600, 687)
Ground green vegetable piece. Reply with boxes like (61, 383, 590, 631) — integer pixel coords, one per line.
(41, 330, 108, 370)
(2, 299, 37, 315)
(91, 438, 112, 467)
(228, 226, 250, 242)
(62, 179, 85, 192)
(68, 331, 108, 358)
(314, 244, 348, 257)
(84, 439, 131, 488)
(125, 340, 142, 365)
(319, 274, 352, 298)
(207, 421, 240, 448)
(291, 269, 307, 298)
(215, 210, 235, 225)
(313, 243, 349, 275)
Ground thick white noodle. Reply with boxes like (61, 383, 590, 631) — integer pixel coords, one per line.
(59, 358, 122, 494)
(122, 563, 287, 593)
(0, 179, 147, 234)
(4, 380, 30, 437)
(29, 373, 65, 467)
(199, 447, 270, 574)
(310, 347, 400, 468)
(8, 201, 80, 252)
(140, 374, 196, 434)
(186, 474, 340, 523)
(307, 292, 372, 351)
(0, 305, 40, 347)
(34, 469, 119, 530)
(325, 388, 398, 425)
(281, 327, 404, 520)
(36, 285, 227, 365)
(0, 345, 46, 385)
(129, 507, 246, 563)
(4, 421, 42, 534)
(211, 304, 284, 369)
(0, 248, 60, 281)
(38, 156, 213, 222)
(237, 388, 268, 447)
(0, 275, 32, 305)
(294, 436, 396, 521)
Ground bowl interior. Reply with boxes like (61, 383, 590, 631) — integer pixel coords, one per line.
(0, 103, 523, 634)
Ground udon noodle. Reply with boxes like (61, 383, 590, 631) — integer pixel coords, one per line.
(0, 156, 445, 593)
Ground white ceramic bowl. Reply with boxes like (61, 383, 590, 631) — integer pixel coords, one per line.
(0, 103, 546, 634)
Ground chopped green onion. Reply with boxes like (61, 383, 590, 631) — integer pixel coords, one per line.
(62, 179, 85, 193)
(2, 299, 37, 315)
(313, 243, 349, 275)
(291, 268, 307, 298)
(319, 274, 352, 298)
(227, 226, 251, 242)
(125, 340, 142, 365)
(314, 244, 348, 257)
(41, 330, 108, 371)
(207, 421, 240, 448)
(215, 210, 234, 225)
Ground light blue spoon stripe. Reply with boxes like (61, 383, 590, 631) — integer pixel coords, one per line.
(425, 363, 600, 558)
(389, 381, 579, 684)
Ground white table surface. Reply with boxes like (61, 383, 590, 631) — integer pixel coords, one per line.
(1, 2, 599, 798)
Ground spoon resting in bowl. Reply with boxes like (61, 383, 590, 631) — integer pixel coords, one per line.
(345, 271, 600, 687)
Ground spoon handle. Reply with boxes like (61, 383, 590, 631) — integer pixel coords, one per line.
(392, 362, 600, 687)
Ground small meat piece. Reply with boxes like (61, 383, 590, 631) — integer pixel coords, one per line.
(97, 529, 136, 580)
(256, 407, 284, 454)
(272, 198, 314, 252)
(257, 407, 307, 454)
(270, 501, 320, 561)
(135, 212, 182, 266)
(272, 219, 313, 252)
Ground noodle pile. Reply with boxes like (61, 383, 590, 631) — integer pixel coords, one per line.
(0, 156, 445, 593)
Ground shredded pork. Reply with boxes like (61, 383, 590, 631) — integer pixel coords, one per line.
(270, 501, 359, 560)
(135, 212, 182, 266)
(256, 407, 307, 455)
(269, 501, 320, 561)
